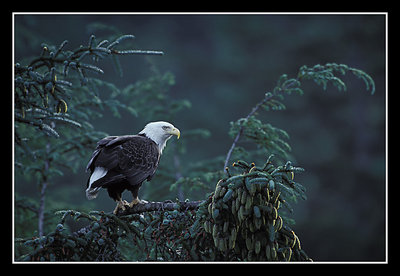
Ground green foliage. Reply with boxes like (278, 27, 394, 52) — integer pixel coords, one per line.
(297, 63, 375, 94)
(225, 62, 375, 168)
(195, 156, 310, 261)
(14, 27, 376, 262)
(14, 33, 162, 145)
(14, 33, 164, 178)
(16, 210, 123, 261)
(14, 33, 165, 251)
(229, 116, 291, 158)
(16, 156, 311, 262)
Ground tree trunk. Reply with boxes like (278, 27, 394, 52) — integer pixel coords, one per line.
(38, 142, 50, 237)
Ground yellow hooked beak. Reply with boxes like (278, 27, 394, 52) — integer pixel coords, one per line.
(169, 127, 180, 139)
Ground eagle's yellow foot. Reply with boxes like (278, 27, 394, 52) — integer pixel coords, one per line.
(129, 198, 148, 208)
(113, 200, 130, 214)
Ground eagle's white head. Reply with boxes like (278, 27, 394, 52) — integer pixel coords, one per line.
(139, 121, 180, 153)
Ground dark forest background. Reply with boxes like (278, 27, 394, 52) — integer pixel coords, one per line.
(14, 13, 386, 261)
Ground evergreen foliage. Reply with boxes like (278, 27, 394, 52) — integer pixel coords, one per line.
(14, 33, 163, 146)
(224, 62, 375, 169)
(14, 32, 165, 248)
(17, 156, 311, 261)
(14, 30, 375, 262)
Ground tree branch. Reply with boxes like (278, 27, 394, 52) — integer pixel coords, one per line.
(38, 142, 51, 237)
(222, 75, 303, 173)
(116, 200, 203, 216)
(223, 93, 274, 171)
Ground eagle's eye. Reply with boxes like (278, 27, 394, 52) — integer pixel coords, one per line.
(162, 125, 171, 130)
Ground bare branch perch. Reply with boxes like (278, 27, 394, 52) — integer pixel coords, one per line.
(116, 200, 203, 216)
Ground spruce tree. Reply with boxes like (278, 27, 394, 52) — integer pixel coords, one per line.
(14, 31, 375, 262)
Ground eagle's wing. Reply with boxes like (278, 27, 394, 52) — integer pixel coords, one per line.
(86, 136, 118, 173)
(118, 136, 160, 185)
(86, 135, 160, 189)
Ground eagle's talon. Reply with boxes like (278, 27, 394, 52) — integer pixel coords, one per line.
(129, 198, 139, 208)
(113, 200, 129, 214)
(129, 198, 148, 208)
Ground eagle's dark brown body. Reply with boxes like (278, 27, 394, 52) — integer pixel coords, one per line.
(85, 134, 160, 202)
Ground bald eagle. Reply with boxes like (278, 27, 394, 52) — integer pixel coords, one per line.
(85, 121, 180, 214)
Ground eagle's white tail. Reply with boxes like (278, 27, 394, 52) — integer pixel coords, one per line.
(86, 187, 101, 200)
(86, 167, 107, 200)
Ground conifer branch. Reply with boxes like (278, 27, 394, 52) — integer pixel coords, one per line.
(223, 93, 274, 171)
(223, 78, 298, 172)
(15, 29, 375, 263)
(116, 200, 202, 216)
(18, 156, 312, 262)
(223, 62, 374, 174)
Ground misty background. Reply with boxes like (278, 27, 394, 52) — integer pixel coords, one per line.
(14, 13, 386, 261)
